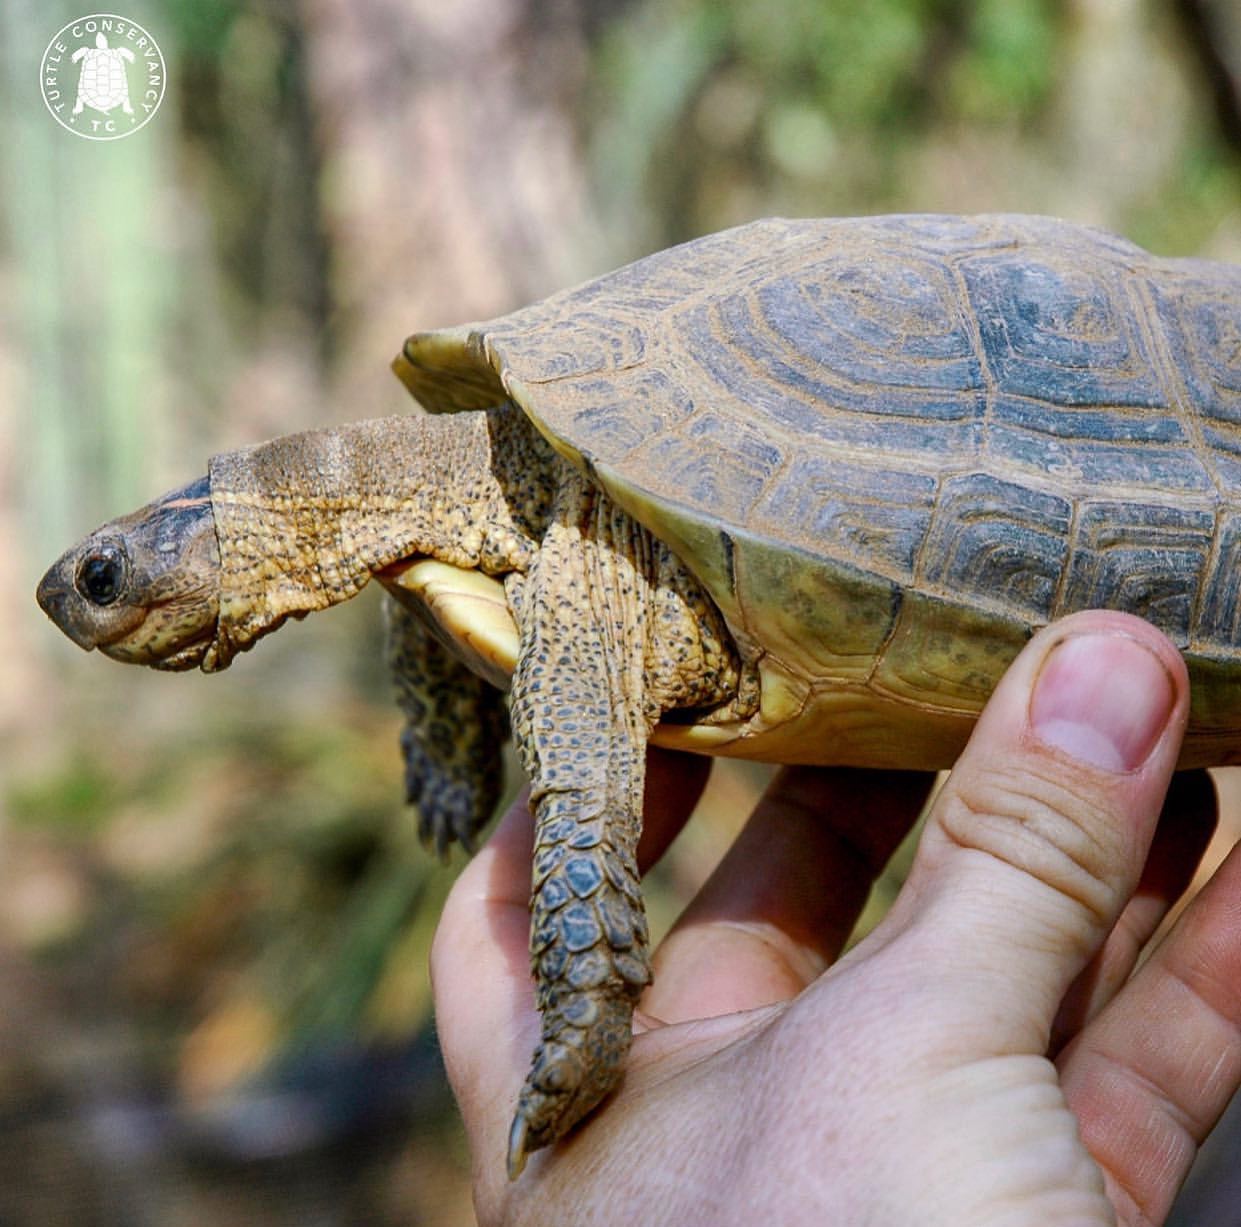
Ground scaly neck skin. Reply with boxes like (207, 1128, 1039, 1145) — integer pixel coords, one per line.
(203, 403, 554, 669)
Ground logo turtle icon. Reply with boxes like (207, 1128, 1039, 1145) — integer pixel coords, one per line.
(71, 32, 135, 117)
(41, 15, 167, 141)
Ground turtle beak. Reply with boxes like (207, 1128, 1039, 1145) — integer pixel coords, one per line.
(36, 562, 98, 650)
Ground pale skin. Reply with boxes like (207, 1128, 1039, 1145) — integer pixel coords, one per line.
(433, 610, 1241, 1226)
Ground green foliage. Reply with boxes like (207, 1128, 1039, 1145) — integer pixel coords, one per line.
(150, 0, 248, 60)
(589, 0, 1064, 243)
(1127, 140, 1241, 256)
(948, 0, 1059, 121)
(7, 751, 124, 835)
(4, 704, 450, 1055)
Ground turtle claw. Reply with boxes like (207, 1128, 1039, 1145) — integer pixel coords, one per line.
(402, 729, 486, 859)
(385, 591, 507, 859)
(505, 1080, 583, 1179)
(506, 1112, 532, 1180)
(505, 994, 635, 1179)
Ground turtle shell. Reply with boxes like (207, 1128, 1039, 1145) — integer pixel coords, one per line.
(393, 215, 1241, 769)
(79, 49, 127, 111)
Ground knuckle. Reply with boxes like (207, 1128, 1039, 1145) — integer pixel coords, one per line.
(936, 760, 1125, 935)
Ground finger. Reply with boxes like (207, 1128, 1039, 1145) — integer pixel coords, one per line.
(431, 746, 708, 1166)
(861, 609, 1188, 1056)
(1051, 769, 1217, 1050)
(431, 790, 538, 1157)
(643, 765, 933, 1023)
(1058, 835, 1241, 1225)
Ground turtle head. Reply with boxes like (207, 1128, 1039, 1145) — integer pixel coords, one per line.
(36, 476, 222, 672)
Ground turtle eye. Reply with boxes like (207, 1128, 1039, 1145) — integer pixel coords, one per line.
(76, 545, 128, 607)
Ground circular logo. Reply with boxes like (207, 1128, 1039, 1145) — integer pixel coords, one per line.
(41, 13, 166, 141)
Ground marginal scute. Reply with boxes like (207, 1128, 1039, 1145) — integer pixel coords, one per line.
(736, 540, 902, 683)
(1187, 656, 1241, 738)
(873, 591, 1032, 712)
(394, 327, 503, 413)
(756, 656, 812, 728)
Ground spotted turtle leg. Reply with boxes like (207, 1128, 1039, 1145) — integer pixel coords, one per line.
(504, 472, 667, 1178)
(383, 593, 508, 859)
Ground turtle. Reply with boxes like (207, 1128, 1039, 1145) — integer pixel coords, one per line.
(71, 33, 135, 117)
(35, 214, 1241, 1176)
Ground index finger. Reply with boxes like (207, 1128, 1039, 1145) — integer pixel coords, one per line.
(643, 765, 933, 1024)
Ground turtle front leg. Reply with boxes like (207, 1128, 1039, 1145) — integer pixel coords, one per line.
(505, 476, 687, 1177)
(383, 593, 508, 858)
(498, 471, 739, 1176)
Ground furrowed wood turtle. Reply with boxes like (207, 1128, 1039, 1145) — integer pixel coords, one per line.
(36, 214, 1241, 1176)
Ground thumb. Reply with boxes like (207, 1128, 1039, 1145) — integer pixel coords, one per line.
(885, 609, 1189, 1054)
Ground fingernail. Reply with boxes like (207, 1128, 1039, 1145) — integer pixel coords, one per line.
(1029, 633, 1176, 772)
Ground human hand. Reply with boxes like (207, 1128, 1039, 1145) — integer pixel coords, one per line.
(432, 610, 1241, 1226)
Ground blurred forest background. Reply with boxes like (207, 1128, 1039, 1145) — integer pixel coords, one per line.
(2, 0, 1240, 1222)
